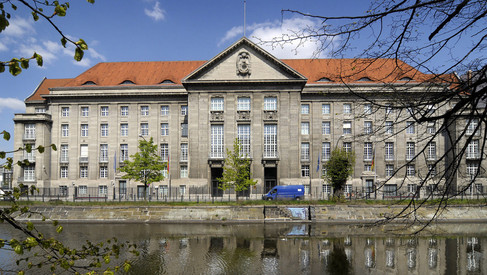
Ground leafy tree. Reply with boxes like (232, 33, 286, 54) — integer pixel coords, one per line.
(120, 137, 166, 200)
(0, 0, 93, 76)
(323, 148, 355, 199)
(218, 139, 257, 200)
(265, 1, 487, 229)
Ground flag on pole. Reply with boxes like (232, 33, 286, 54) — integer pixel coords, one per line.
(371, 148, 375, 171)
(316, 152, 321, 173)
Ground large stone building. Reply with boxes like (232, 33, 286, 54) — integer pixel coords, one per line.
(12, 38, 486, 199)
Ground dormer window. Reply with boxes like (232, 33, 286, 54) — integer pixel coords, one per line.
(317, 77, 332, 82)
(400, 77, 413, 81)
(161, 79, 175, 84)
(120, 80, 135, 85)
(358, 77, 372, 81)
(82, 81, 96, 85)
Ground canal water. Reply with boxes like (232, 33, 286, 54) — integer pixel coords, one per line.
(1, 222, 486, 274)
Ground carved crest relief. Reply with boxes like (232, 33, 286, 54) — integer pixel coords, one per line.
(236, 51, 251, 76)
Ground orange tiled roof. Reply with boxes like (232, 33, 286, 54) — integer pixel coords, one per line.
(27, 58, 449, 102)
(26, 78, 72, 102)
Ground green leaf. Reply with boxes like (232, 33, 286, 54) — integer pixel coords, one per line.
(26, 222, 34, 231)
(76, 39, 88, 50)
(0, 13, 10, 32)
(56, 225, 63, 234)
(37, 145, 45, 153)
(0, 63, 5, 73)
(25, 144, 32, 153)
(11, 3, 17, 10)
(31, 12, 39, 21)
(61, 37, 67, 48)
(0, 151, 5, 159)
(51, 144, 57, 151)
(20, 58, 29, 69)
(123, 262, 131, 272)
(14, 244, 23, 255)
(55, 5, 66, 16)
(74, 47, 84, 61)
(87, 0, 95, 3)
(35, 53, 43, 67)
(9, 61, 21, 76)
(1, 130, 10, 141)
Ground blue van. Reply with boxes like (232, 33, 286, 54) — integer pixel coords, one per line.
(262, 185, 305, 201)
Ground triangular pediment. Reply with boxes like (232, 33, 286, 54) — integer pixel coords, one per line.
(182, 37, 307, 87)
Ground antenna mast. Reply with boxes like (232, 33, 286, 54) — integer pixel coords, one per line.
(244, 0, 246, 37)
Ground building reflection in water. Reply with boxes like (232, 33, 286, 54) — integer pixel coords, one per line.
(467, 237, 482, 273)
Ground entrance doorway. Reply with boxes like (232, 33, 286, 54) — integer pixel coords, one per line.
(264, 167, 277, 193)
(211, 168, 223, 197)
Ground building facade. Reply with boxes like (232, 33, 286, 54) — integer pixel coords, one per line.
(12, 38, 486, 198)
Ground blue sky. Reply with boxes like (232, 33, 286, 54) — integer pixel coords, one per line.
(1, 0, 373, 152)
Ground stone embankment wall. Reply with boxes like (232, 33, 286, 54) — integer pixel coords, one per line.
(15, 205, 487, 223)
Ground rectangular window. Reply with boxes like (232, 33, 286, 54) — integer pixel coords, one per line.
(60, 144, 69, 163)
(301, 104, 310, 114)
(80, 144, 88, 162)
(80, 166, 88, 178)
(364, 121, 373, 134)
(301, 142, 310, 161)
(211, 125, 224, 158)
(407, 184, 417, 194)
(141, 106, 149, 116)
(385, 121, 394, 134)
(322, 142, 331, 161)
(100, 106, 109, 117)
(427, 122, 436, 134)
(263, 124, 277, 158)
(322, 104, 330, 115)
(23, 146, 35, 162)
(24, 166, 35, 181)
(365, 179, 374, 193)
(364, 142, 373, 161)
(385, 142, 394, 161)
(181, 105, 188, 116)
(322, 184, 331, 194)
(160, 143, 169, 161)
(81, 124, 88, 137)
(406, 164, 415, 177)
(140, 123, 149, 136)
(467, 162, 479, 176)
(406, 142, 415, 160)
(181, 123, 188, 137)
(301, 122, 309, 135)
(301, 165, 310, 177)
(211, 97, 224, 111)
(384, 184, 397, 197)
(161, 123, 168, 136)
(60, 166, 68, 178)
(35, 107, 46, 113)
(161, 105, 169, 116)
(180, 166, 188, 178)
(100, 123, 108, 137)
(386, 164, 394, 177)
(343, 121, 352, 135)
(99, 185, 107, 195)
(159, 185, 168, 196)
(364, 164, 372, 171)
(120, 123, 128, 136)
(237, 97, 251, 111)
(385, 104, 393, 115)
(100, 166, 108, 178)
(61, 107, 70, 117)
(120, 144, 128, 162)
(120, 106, 129, 116)
(322, 121, 331, 135)
(343, 103, 351, 114)
(79, 185, 87, 195)
(343, 142, 352, 153)
(427, 142, 436, 160)
(99, 144, 108, 162)
(467, 140, 479, 159)
(406, 121, 415, 134)
(237, 124, 251, 157)
(24, 124, 36, 139)
(180, 143, 188, 161)
(466, 118, 479, 135)
(364, 104, 372, 114)
(428, 164, 436, 176)
(179, 185, 187, 195)
(264, 97, 277, 111)
(81, 107, 89, 117)
(61, 124, 69, 137)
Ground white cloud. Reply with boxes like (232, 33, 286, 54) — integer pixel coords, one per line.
(0, 42, 7, 52)
(145, 1, 165, 21)
(2, 17, 35, 37)
(220, 18, 337, 59)
(0, 98, 25, 113)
